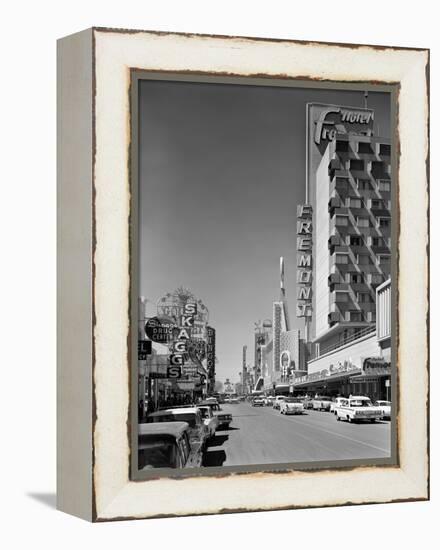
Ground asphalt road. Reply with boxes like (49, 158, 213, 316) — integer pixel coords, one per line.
(203, 402, 391, 467)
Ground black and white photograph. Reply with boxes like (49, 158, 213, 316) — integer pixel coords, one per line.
(135, 78, 395, 473)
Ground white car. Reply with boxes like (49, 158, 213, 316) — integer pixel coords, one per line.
(280, 397, 305, 415)
(330, 397, 349, 415)
(272, 396, 286, 410)
(312, 396, 333, 411)
(197, 405, 219, 438)
(336, 396, 383, 423)
(375, 400, 391, 420)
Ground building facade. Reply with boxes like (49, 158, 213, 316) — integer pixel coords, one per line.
(293, 102, 392, 402)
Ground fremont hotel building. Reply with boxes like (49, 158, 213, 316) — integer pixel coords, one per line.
(294, 103, 392, 401)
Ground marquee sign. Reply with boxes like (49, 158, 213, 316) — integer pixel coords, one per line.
(296, 204, 313, 317)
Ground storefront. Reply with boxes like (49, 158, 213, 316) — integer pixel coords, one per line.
(349, 357, 391, 401)
(292, 357, 391, 401)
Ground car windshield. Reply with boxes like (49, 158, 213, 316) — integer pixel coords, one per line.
(148, 414, 197, 428)
(141, 441, 177, 469)
(350, 399, 372, 407)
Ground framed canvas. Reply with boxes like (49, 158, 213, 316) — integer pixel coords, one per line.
(57, 27, 429, 522)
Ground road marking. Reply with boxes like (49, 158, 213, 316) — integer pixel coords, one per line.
(266, 408, 390, 454)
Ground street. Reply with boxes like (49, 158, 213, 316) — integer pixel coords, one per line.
(203, 402, 391, 466)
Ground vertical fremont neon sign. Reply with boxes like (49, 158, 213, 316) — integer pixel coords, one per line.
(296, 204, 313, 318)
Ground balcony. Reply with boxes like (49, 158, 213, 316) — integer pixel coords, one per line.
(328, 311, 340, 325)
(328, 196, 342, 215)
(328, 157, 342, 178)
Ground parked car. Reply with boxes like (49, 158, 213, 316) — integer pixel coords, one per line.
(198, 400, 232, 429)
(335, 396, 383, 423)
(197, 405, 219, 438)
(280, 397, 305, 415)
(252, 397, 265, 407)
(205, 397, 219, 404)
(375, 400, 391, 420)
(303, 397, 314, 410)
(273, 396, 286, 410)
(312, 396, 333, 411)
(229, 397, 240, 404)
(138, 422, 202, 469)
(266, 396, 275, 407)
(330, 397, 349, 415)
(147, 407, 208, 449)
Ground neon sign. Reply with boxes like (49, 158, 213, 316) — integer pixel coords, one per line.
(296, 204, 313, 318)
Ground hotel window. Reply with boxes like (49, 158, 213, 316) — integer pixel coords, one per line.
(369, 273, 383, 285)
(371, 199, 384, 209)
(377, 254, 391, 266)
(336, 140, 349, 152)
(347, 273, 363, 284)
(348, 311, 363, 322)
(356, 179, 371, 191)
(350, 159, 364, 171)
(347, 197, 362, 208)
(335, 254, 349, 265)
(356, 254, 371, 265)
(357, 292, 373, 303)
(378, 217, 390, 228)
(358, 142, 373, 154)
(378, 179, 391, 192)
(356, 217, 369, 228)
(335, 215, 349, 227)
(371, 160, 384, 173)
(380, 144, 391, 156)
(335, 177, 349, 191)
(350, 236, 362, 246)
(335, 292, 349, 302)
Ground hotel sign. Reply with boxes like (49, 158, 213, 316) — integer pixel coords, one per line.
(296, 204, 313, 318)
(314, 106, 374, 145)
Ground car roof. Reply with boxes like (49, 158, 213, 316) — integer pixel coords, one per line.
(139, 421, 189, 437)
(149, 407, 199, 417)
(349, 395, 370, 399)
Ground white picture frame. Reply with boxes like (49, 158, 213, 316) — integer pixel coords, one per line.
(57, 27, 429, 521)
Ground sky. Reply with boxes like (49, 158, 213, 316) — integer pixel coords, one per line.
(139, 80, 391, 384)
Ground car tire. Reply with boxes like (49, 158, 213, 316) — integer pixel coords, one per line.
(336, 415, 341, 421)
(347, 416, 352, 423)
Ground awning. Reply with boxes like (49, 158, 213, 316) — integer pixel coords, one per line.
(293, 368, 362, 388)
